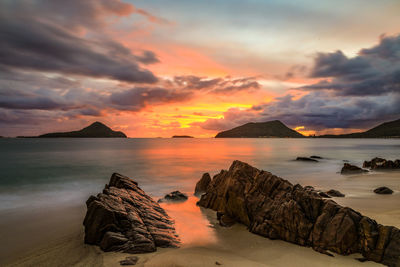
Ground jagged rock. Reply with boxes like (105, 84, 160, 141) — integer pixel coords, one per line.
(363, 157, 400, 170)
(296, 157, 318, 162)
(341, 163, 368, 174)
(197, 160, 400, 266)
(374, 187, 394, 195)
(120, 256, 139, 265)
(194, 173, 211, 196)
(326, 189, 345, 197)
(318, 192, 331, 198)
(83, 173, 180, 253)
(158, 191, 188, 203)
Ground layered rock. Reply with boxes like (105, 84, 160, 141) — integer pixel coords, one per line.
(83, 173, 180, 253)
(341, 163, 368, 174)
(198, 160, 400, 266)
(194, 173, 211, 196)
(363, 158, 400, 170)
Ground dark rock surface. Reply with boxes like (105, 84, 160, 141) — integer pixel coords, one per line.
(120, 256, 139, 265)
(310, 156, 323, 159)
(198, 160, 400, 266)
(341, 163, 368, 174)
(326, 189, 345, 197)
(374, 187, 394, 195)
(363, 158, 400, 170)
(296, 157, 318, 162)
(83, 173, 180, 253)
(194, 173, 211, 196)
(158, 191, 188, 203)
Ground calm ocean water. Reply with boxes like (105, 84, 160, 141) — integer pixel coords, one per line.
(0, 138, 399, 261)
(1, 138, 400, 212)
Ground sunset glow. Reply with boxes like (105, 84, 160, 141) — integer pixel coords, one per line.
(1, 0, 400, 137)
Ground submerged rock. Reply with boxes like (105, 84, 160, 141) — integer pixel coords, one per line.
(326, 189, 345, 197)
(197, 160, 400, 266)
(158, 191, 188, 203)
(341, 163, 368, 174)
(194, 173, 212, 196)
(374, 187, 394, 195)
(296, 157, 318, 162)
(120, 256, 139, 265)
(363, 157, 400, 170)
(310, 155, 323, 159)
(83, 173, 180, 253)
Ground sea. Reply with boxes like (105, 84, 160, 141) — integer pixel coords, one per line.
(0, 138, 399, 262)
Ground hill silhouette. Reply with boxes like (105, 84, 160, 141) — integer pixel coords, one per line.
(215, 120, 304, 138)
(319, 118, 400, 138)
(36, 122, 127, 138)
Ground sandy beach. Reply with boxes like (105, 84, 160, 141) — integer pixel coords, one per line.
(3, 171, 399, 267)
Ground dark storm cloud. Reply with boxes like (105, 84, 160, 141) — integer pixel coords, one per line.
(173, 75, 260, 94)
(110, 87, 192, 111)
(0, 0, 158, 83)
(304, 34, 400, 96)
(193, 92, 400, 131)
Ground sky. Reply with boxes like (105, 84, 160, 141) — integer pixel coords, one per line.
(1, 0, 400, 137)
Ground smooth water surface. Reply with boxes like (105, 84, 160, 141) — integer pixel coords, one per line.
(0, 138, 399, 261)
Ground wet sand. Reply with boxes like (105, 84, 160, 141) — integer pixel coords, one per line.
(4, 172, 400, 267)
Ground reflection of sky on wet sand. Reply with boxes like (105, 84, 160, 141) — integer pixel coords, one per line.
(160, 197, 218, 246)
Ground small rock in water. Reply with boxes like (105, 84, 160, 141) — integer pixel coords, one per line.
(158, 191, 188, 203)
(120, 256, 139, 265)
(340, 163, 368, 174)
(215, 261, 222, 265)
(296, 157, 318, 162)
(310, 155, 323, 159)
(363, 157, 400, 170)
(374, 186, 394, 195)
(326, 189, 345, 197)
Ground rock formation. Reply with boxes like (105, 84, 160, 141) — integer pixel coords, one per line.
(83, 173, 180, 253)
(197, 160, 400, 266)
(194, 173, 211, 196)
(341, 163, 368, 174)
(363, 158, 400, 170)
(374, 187, 394, 195)
(326, 189, 345, 197)
(158, 191, 188, 203)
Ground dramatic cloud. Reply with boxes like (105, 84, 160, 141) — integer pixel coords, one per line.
(304, 34, 400, 96)
(0, 0, 159, 83)
(110, 87, 192, 111)
(194, 92, 400, 132)
(172, 76, 260, 94)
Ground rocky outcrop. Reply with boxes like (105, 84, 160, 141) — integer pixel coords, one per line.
(363, 158, 400, 170)
(197, 160, 400, 266)
(341, 163, 368, 174)
(194, 173, 211, 196)
(158, 191, 188, 203)
(374, 187, 394, 195)
(83, 173, 180, 253)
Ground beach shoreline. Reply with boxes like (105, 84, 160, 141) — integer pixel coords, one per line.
(4, 171, 399, 267)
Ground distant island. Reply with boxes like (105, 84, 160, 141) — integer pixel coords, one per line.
(318, 118, 400, 138)
(215, 120, 304, 138)
(19, 122, 127, 138)
(214, 118, 400, 138)
(172, 135, 194, 138)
